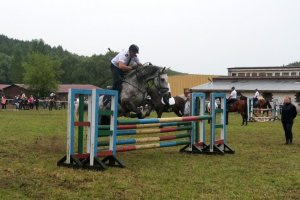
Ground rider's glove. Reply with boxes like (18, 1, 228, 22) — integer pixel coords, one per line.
(132, 65, 138, 70)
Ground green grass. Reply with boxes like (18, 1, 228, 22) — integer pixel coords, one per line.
(0, 109, 299, 199)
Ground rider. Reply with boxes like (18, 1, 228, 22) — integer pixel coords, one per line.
(111, 44, 143, 95)
(253, 89, 259, 107)
(228, 86, 237, 108)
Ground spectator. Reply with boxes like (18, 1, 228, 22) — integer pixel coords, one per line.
(1, 95, 7, 109)
(28, 95, 34, 109)
(34, 96, 39, 110)
(207, 99, 218, 124)
(14, 96, 19, 109)
(281, 96, 297, 145)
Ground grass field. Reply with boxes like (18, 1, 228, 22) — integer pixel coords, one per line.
(0, 108, 299, 200)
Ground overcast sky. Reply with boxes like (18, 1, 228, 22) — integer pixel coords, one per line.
(1, 0, 300, 75)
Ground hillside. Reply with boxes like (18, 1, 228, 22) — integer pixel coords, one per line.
(0, 34, 184, 88)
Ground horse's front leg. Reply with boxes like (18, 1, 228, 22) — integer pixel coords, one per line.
(226, 111, 229, 125)
(156, 109, 163, 118)
(144, 104, 153, 117)
(241, 113, 245, 126)
(124, 101, 144, 119)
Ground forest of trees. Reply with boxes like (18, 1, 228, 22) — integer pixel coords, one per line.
(0, 34, 182, 96)
(2, 34, 298, 96)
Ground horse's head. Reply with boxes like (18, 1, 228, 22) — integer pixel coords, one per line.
(154, 67, 170, 95)
(137, 65, 170, 96)
(258, 99, 272, 109)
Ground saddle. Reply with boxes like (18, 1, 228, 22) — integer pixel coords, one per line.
(227, 99, 236, 111)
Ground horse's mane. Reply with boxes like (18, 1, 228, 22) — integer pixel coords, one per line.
(258, 98, 272, 109)
(124, 65, 165, 81)
(240, 94, 247, 100)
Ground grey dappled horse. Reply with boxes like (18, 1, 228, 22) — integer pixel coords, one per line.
(101, 65, 170, 122)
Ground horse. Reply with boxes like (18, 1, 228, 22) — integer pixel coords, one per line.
(100, 64, 170, 123)
(253, 98, 272, 116)
(143, 95, 187, 118)
(226, 95, 248, 126)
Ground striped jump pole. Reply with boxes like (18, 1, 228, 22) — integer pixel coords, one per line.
(116, 121, 191, 130)
(118, 115, 211, 125)
(98, 132, 190, 146)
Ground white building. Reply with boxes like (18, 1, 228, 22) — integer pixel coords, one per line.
(192, 66, 300, 111)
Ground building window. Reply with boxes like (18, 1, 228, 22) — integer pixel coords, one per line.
(252, 73, 257, 77)
(232, 73, 236, 77)
(275, 73, 280, 76)
(246, 73, 251, 77)
(266, 73, 273, 77)
(238, 73, 245, 77)
(282, 72, 289, 76)
(291, 72, 296, 76)
(259, 73, 266, 77)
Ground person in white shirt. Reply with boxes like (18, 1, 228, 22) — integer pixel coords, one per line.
(110, 44, 143, 95)
(207, 100, 218, 112)
(228, 86, 237, 108)
(253, 89, 259, 106)
(207, 99, 218, 123)
(254, 89, 259, 98)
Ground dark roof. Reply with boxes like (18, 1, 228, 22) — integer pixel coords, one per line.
(57, 84, 101, 93)
(14, 84, 29, 89)
(0, 84, 29, 90)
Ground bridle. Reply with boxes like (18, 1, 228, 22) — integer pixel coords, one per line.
(121, 66, 170, 101)
(145, 71, 169, 96)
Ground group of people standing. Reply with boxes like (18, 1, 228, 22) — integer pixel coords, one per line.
(13, 92, 39, 110)
(227, 86, 297, 145)
(1, 95, 7, 109)
(1, 91, 69, 111)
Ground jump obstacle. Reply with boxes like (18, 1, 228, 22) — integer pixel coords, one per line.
(247, 98, 279, 122)
(57, 89, 234, 171)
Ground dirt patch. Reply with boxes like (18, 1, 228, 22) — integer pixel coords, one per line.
(30, 136, 65, 154)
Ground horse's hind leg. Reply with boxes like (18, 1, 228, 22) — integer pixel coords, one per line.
(241, 113, 245, 126)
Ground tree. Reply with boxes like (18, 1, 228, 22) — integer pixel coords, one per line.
(9, 49, 24, 83)
(287, 61, 300, 66)
(23, 53, 61, 97)
(0, 53, 12, 83)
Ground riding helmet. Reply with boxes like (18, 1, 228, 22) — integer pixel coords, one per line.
(129, 44, 139, 53)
